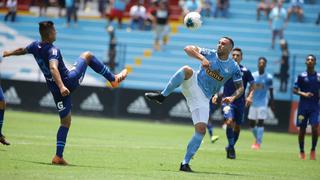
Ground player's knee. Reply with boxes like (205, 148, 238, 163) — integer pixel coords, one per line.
(0, 101, 5, 109)
(311, 125, 319, 132)
(80, 51, 93, 61)
(225, 119, 233, 127)
(60, 113, 72, 128)
(195, 123, 206, 135)
(234, 125, 240, 132)
(183, 66, 193, 80)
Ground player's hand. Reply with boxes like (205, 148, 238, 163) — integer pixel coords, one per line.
(60, 86, 70, 97)
(212, 95, 218, 104)
(303, 92, 314, 98)
(222, 96, 235, 104)
(201, 58, 210, 69)
(2, 51, 10, 57)
(245, 97, 252, 107)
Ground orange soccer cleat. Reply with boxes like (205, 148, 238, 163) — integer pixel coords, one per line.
(310, 150, 316, 160)
(251, 143, 260, 150)
(110, 69, 128, 88)
(299, 152, 306, 160)
(52, 155, 68, 165)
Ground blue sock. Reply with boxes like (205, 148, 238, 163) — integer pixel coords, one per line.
(256, 127, 264, 145)
(89, 56, 115, 82)
(226, 127, 235, 149)
(161, 67, 185, 97)
(234, 130, 240, 145)
(56, 126, 69, 158)
(0, 109, 4, 136)
(311, 132, 318, 151)
(299, 140, 304, 153)
(182, 132, 204, 165)
(207, 124, 213, 137)
(252, 127, 258, 139)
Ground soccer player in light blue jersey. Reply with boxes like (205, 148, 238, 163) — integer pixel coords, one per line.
(2, 21, 128, 165)
(0, 86, 10, 145)
(145, 37, 244, 172)
(248, 57, 274, 150)
(293, 54, 319, 160)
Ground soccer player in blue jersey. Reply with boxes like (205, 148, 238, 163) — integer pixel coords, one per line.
(0, 86, 10, 145)
(2, 21, 128, 165)
(219, 47, 255, 159)
(145, 37, 244, 172)
(293, 54, 319, 160)
(248, 57, 274, 150)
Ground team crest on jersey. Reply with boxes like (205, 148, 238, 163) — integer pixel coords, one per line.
(206, 69, 224, 81)
(298, 115, 305, 122)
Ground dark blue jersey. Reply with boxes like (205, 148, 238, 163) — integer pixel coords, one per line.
(294, 72, 320, 109)
(223, 64, 254, 105)
(26, 41, 69, 91)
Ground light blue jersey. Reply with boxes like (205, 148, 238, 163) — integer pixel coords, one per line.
(198, 48, 242, 99)
(251, 71, 273, 107)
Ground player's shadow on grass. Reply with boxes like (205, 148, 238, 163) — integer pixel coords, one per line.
(13, 159, 106, 169)
(160, 169, 247, 177)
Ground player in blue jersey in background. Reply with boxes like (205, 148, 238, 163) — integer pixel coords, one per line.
(207, 95, 221, 143)
(217, 47, 255, 159)
(248, 57, 274, 150)
(145, 37, 244, 172)
(2, 21, 128, 165)
(0, 85, 10, 145)
(293, 54, 319, 160)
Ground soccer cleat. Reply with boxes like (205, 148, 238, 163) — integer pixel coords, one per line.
(52, 155, 68, 165)
(145, 92, 165, 104)
(110, 69, 128, 88)
(0, 135, 10, 145)
(251, 143, 260, 150)
(210, 135, 219, 143)
(299, 152, 306, 160)
(226, 147, 236, 159)
(179, 163, 193, 172)
(310, 150, 316, 160)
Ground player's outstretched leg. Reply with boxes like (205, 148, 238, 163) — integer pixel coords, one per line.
(0, 98, 10, 145)
(310, 125, 318, 160)
(145, 66, 190, 104)
(52, 113, 71, 165)
(80, 51, 128, 88)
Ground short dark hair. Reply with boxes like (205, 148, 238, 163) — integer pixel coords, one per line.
(232, 47, 242, 55)
(223, 36, 234, 49)
(258, 56, 267, 63)
(39, 21, 54, 38)
(306, 54, 316, 62)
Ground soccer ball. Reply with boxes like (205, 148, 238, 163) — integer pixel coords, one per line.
(183, 12, 202, 30)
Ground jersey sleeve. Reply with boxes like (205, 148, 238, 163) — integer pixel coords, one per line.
(246, 70, 255, 84)
(25, 41, 35, 54)
(267, 74, 273, 88)
(232, 64, 242, 82)
(293, 75, 301, 89)
(199, 47, 213, 56)
(48, 47, 59, 62)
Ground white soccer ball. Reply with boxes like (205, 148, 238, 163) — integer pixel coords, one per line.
(184, 12, 202, 30)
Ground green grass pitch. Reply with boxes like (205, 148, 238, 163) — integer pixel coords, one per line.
(0, 110, 319, 180)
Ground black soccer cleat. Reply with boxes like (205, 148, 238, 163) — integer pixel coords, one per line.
(226, 147, 236, 159)
(144, 92, 165, 104)
(0, 135, 10, 145)
(180, 163, 193, 172)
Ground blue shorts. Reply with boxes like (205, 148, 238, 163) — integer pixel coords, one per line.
(222, 103, 245, 125)
(0, 86, 4, 101)
(296, 107, 319, 128)
(51, 58, 87, 119)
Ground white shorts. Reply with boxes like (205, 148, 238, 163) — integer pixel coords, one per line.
(248, 106, 268, 120)
(181, 71, 210, 125)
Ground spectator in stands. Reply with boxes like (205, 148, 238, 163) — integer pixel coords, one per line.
(145, 0, 158, 30)
(106, 26, 117, 73)
(129, 0, 147, 31)
(108, 0, 128, 29)
(256, 0, 275, 21)
(269, 1, 287, 49)
(66, 0, 79, 28)
(287, 0, 304, 22)
(202, 0, 214, 18)
(98, 0, 109, 18)
(4, 0, 17, 22)
(58, 0, 66, 18)
(149, 0, 170, 51)
(213, 0, 229, 18)
(39, 0, 49, 17)
(182, 0, 202, 16)
(274, 39, 289, 92)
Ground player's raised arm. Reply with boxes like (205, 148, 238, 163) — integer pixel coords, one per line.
(49, 60, 70, 97)
(2, 48, 28, 57)
(184, 45, 210, 68)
